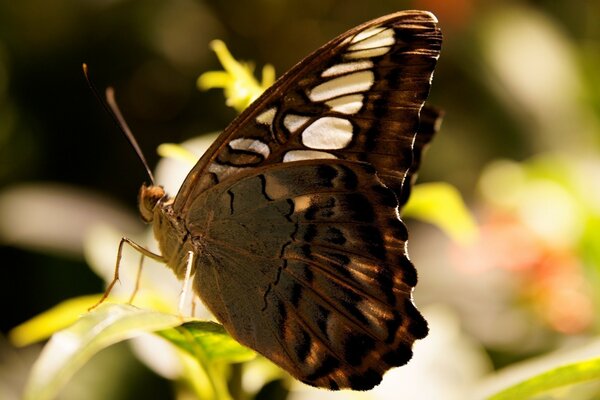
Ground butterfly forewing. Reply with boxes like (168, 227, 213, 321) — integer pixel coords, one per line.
(151, 10, 442, 390)
(172, 10, 442, 211)
(401, 104, 443, 205)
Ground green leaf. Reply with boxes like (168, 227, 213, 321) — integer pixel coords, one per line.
(23, 303, 182, 400)
(158, 321, 256, 364)
(403, 182, 478, 245)
(157, 321, 256, 400)
(488, 357, 600, 400)
(9, 294, 102, 347)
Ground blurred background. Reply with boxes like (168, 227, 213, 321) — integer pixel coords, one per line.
(1, 0, 599, 399)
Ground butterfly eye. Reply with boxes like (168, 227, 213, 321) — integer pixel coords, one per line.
(138, 184, 165, 223)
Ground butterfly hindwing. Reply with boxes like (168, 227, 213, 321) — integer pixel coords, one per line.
(185, 160, 426, 389)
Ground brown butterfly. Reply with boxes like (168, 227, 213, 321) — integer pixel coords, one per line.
(125, 10, 441, 390)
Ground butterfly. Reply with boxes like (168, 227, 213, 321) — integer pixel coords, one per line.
(136, 10, 442, 390)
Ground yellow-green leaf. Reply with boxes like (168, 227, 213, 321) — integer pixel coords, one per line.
(403, 182, 478, 245)
(9, 294, 102, 347)
(488, 357, 600, 400)
(23, 303, 183, 400)
(158, 321, 256, 364)
(157, 321, 257, 400)
(157, 143, 200, 166)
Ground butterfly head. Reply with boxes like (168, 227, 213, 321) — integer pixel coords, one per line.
(138, 184, 167, 223)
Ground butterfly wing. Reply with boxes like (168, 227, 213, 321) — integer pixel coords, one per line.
(167, 10, 442, 390)
(186, 160, 427, 389)
(173, 10, 442, 212)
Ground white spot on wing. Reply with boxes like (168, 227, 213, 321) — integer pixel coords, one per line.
(321, 60, 373, 77)
(228, 138, 270, 158)
(256, 107, 276, 125)
(302, 117, 353, 149)
(283, 150, 337, 162)
(351, 27, 386, 44)
(283, 114, 310, 133)
(325, 94, 364, 114)
(348, 28, 394, 51)
(345, 47, 391, 59)
(309, 71, 374, 102)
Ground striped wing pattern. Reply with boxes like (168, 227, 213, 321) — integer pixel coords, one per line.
(172, 10, 442, 211)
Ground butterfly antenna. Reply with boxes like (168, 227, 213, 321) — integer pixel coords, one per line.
(82, 63, 156, 185)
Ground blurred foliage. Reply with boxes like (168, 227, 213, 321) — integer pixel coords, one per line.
(1, 0, 600, 399)
(403, 182, 478, 245)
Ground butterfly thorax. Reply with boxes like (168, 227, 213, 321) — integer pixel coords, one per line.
(139, 184, 196, 279)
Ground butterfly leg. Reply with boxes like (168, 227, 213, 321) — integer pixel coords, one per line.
(127, 253, 145, 304)
(191, 298, 197, 317)
(177, 250, 194, 317)
(89, 237, 165, 311)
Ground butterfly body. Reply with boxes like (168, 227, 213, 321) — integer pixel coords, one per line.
(139, 10, 442, 390)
